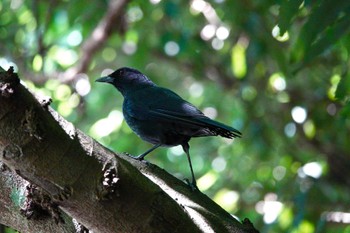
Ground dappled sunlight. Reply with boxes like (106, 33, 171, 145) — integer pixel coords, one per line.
(214, 189, 240, 213)
(231, 37, 249, 78)
(0, 58, 18, 72)
(323, 211, 350, 224)
(255, 193, 283, 224)
(191, 0, 231, 51)
(149, 0, 161, 4)
(32, 55, 43, 71)
(298, 161, 323, 179)
(291, 106, 307, 124)
(216, 26, 230, 40)
(66, 30, 83, 47)
(168, 145, 183, 157)
(141, 170, 217, 233)
(90, 110, 123, 138)
(269, 73, 287, 92)
(200, 24, 216, 40)
(197, 171, 218, 191)
(272, 25, 289, 42)
(328, 74, 341, 100)
(203, 107, 217, 119)
(48, 46, 78, 67)
(75, 74, 91, 96)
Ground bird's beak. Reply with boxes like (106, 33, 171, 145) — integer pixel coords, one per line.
(96, 76, 113, 83)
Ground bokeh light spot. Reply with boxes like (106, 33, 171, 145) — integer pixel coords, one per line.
(299, 162, 323, 179)
(303, 120, 316, 139)
(269, 73, 286, 91)
(201, 24, 216, 40)
(150, 0, 161, 4)
(197, 172, 218, 191)
(216, 26, 230, 40)
(291, 106, 307, 124)
(326, 103, 337, 116)
(273, 166, 286, 181)
(272, 25, 289, 42)
(32, 55, 43, 71)
(189, 82, 204, 97)
(164, 41, 180, 56)
(231, 38, 248, 79)
(102, 48, 117, 62)
(214, 189, 240, 212)
(212, 157, 227, 172)
(212, 38, 224, 50)
(67, 30, 83, 47)
(122, 41, 137, 55)
(75, 74, 91, 96)
(90, 110, 123, 138)
(284, 122, 296, 137)
(203, 107, 217, 119)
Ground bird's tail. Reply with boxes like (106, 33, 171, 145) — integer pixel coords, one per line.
(196, 117, 242, 139)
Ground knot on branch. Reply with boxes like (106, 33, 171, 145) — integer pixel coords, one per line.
(2, 143, 23, 160)
(97, 159, 120, 200)
(21, 107, 44, 141)
(21, 184, 64, 224)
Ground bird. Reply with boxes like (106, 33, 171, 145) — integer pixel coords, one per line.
(96, 67, 241, 190)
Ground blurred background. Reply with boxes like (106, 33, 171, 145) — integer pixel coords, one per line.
(1, 0, 350, 232)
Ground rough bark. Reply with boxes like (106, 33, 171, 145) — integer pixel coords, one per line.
(0, 68, 258, 233)
(0, 162, 76, 232)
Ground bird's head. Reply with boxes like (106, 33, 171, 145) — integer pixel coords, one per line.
(96, 67, 154, 95)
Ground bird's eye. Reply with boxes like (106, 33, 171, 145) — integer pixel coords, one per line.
(119, 70, 124, 76)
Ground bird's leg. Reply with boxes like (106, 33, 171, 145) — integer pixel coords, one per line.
(182, 142, 198, 191)
(135, 144, 162, 160)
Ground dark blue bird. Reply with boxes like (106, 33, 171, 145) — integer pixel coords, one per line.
(96, 67, 241, 189)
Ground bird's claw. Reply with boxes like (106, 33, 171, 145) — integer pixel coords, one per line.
(125, 153, 142, 160)
(135, 156, 144, 161)
(125, 153, 151, 165)
(184, 178, 199, 192)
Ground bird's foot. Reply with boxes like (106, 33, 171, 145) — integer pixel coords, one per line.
(184, 178, 199, 192)
(125, 153, 150, 164)
(124, 152, 142, 160)
(135, 155, 145, 161)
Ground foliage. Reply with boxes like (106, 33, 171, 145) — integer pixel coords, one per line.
(1, 0, 350, 232)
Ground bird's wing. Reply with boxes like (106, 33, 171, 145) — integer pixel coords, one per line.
(126, 87, 204, 120)
(150, 108, 242, 138)
(126, 87, 241, 138)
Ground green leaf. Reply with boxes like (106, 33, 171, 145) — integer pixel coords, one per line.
(336, 73, 350, 101)
(278, 0, 304, 34)
(292, 0, 350, 62)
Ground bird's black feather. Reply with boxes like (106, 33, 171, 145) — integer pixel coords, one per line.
(96, 67, 242, 189)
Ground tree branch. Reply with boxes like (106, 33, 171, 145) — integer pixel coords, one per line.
(60, 0, 129, 83)
(23, 0, 129, 85)
(0, 67, 258, 233)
